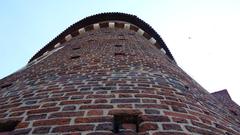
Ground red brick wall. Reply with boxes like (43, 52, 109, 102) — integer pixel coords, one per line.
(0, 20, 240, 134)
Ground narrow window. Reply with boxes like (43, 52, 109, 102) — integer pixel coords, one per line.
(114, 53, 125, 56)
(87, 39, 94, 43)
(230, 110, 238, 116)
(0, 120, 20, 133)
(72, 47, 80, 50)
(113, 114, 139, 133)
(115, 45, 122, 47)
(70, 55, 80, 59)
(1, 83, 12, 89)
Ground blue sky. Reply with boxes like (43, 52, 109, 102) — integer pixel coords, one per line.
(1, 0, 240, 105)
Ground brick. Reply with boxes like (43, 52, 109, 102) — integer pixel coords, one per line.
(96, 123, 113, 131)
(49, 111, 84, 118)
(62, 105, 76, 111)
(26, 114, 47, 121)
(108, 109, 142, 115)
(139, 123, 158, 132)
(32, 127, 51, 134)
(164, 111, 199, 121)
(172, 117, 188, 123)
(41, 102, 57, 108)
(40, 97, 68, 102)
(191, 120, 224, 134)
(79, 104, 113, 109)
(172, 106, 187, 113)
(142, 99, 157, 103)
(185, 125, 218, 135)
(16, 122, 29, 129)
(111, 98, 140, 103)
(140, 115, 170, 122)
(75, 116, 112, 123)
(87, 94, 114, 98)
(87, 110, 103, 116)
(94, 99, 108, 103)
(9, 111, 24, 117)
(60, 100, 92, 105)
(117, 104, 133, 108)
(52, 125, 94, 133)
(86, 132, 113, 135)
(135, 94, 164, 99)
(33, 118, 70, 126)
(135, 104, 169, 110)
(188, 110, 215, 121)
(12, 128, 31, 135)
(119, 93, 133, 98)
(10, 105, 39, 112)
(162, 123, 182, 131)
(153, 132, 188, 135)
(144, 109, 160, 114)
(27, 107, 60, 115)
(71, 95, 84, 100)
(200, 117, 212, 125)
(161, 100, 187, 108)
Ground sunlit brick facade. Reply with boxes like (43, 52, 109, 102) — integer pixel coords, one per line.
(0, 13, 239, 135)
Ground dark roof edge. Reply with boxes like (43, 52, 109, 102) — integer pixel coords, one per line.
(28, 12, 176, 63)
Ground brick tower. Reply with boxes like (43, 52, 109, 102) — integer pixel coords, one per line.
(0, 13, 240, 135)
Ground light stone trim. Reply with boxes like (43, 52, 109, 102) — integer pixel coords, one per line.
(137, 29, 144, 35)
(54, 43, 61, 48)
(149, 37, 156, 44)
(124, 23, 130, 30)
(161, 48, 166, 54)
(65, 34, 72, 41)
(43, 51, 49, 56)
(93, 23, 100, 30)
(78, 28, 85, 34)
(109, 22, 115, 28)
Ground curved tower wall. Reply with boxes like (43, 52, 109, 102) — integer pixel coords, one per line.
(0, 13, 239, 135)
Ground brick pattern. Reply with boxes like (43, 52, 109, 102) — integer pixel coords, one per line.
(0, 23, 240, 135)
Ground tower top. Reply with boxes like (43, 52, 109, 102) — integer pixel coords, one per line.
(29, 12, 175, 63)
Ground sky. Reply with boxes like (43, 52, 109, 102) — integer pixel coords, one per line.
(0, 0, 239, 105)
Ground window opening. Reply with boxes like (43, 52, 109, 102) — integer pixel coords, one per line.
(1, 83, 12, 89)
(70, 55, 80, 59)
(115, 45, 122, 47)
(114, 53, 125, 56)
(113, 114, 139, 133)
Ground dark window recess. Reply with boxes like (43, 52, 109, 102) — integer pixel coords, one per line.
(115, 45, 123, 47)
(87, 39, 95, 42)
(0, 120, 20, 132)
(115, 53, 125, 56)
(1, 83, 12, 89)
(72, 47, 80, 50)
(230, 110, 238, 116)
(70, 55, 80, 59)
(113, 115, 140, 133)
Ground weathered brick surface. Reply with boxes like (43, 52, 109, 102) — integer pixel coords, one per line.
(0, 13, 240, 135)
